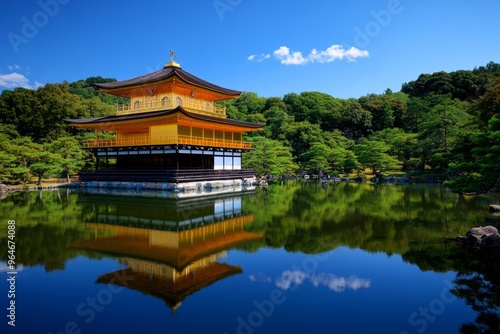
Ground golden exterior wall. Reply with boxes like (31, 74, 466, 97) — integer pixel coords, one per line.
(150, 124, 177, 140)
(127, 92, 218, 116)
(177, 125, 243, 144)
(117, 132, 148, 141)
(82, 113, 254, 149)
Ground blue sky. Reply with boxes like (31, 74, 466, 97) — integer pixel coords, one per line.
(1, 0, 499, 99)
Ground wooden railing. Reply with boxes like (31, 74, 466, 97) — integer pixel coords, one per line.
(116, 99, 226, 117)
(82, 135, 252, 149)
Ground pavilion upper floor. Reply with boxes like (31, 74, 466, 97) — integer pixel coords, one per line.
(67, 107, 263, 150)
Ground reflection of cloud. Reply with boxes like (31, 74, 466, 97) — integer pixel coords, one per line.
(249, 273, 272, 283)
(276, 270, 371, 292)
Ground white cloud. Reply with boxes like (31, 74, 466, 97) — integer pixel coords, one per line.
(273, 46, 308, 65)
(248, 54, 271, 62)
(263, 44, 369, 65)
(275, 270, 371, 292)
(343, 47, 370, 61)
(309, 45, 370, 63)
(0, 73, 33, 89)
(0, 65, 41, 89)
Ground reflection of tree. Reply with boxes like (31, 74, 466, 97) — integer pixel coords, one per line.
(450, 249, 500, 334)
(0, 225, 93, 271)
(0, 190, 98, 271)
(246, 181, 500, 332)
(246, 181, 499, 256)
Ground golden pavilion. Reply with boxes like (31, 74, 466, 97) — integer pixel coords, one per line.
(65, 54, 264, 190)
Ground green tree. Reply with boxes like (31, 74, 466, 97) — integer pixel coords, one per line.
(263, 106, 294, 141)
(300, 142, 332, 175)
(29, 149, 63, 186)
(339, 99, 372, 140)
(244, 136, 297, 177)
(47, 136, 87, 182)
(300, 140, 354, 176)
(371, 128, 419, 171)
(284, 121, 324, 160)
(446, 117, 500, 194)
(299, 130, 358, 176)
(359, 94, 406, 131)
(0, 133, 39, 183)
(354, 138, 401, 176)
(418, 97, 472, 171)
(404, 96, 429, 133)
(0, 82, 116, 142)
(472, 78, 500, 125)
(234, 92, 266, 115)
(0, 149, 17, 181)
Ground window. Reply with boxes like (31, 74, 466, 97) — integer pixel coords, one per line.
(206, 103, 211, 111)
(224, 157, 233, 170)
(176, 97, 183, 106)
(161, 97, 170, 107)
(233, 157, 241, 170)
(214, 156, 224, 170)
(133, 100, 141, 109)
(178, 126, 190, 136)
(192, 127, 203, 138)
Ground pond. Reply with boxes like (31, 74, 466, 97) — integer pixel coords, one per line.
(0, 181, 499, 334)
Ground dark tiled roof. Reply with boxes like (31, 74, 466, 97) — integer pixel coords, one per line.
(64, 106, 264, 129)
(96, 65, 241, 96)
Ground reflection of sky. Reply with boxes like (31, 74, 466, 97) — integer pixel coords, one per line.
(250, 270, 371, 292)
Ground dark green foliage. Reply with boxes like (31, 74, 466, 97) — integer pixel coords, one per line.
(68, 76, 128, 105)
(0, 62, 499, 193)
(243, 136, 298, 177)
(402, 68, 487, 101)
(354, 137, 401, 176)
(0, 81, 115, 142)
(446, 117, 500, 194)
(0, 78, 116, 183)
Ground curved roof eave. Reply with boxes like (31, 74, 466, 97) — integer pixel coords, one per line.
(64, 106, 265, 129)
(96, 66, 241, 97)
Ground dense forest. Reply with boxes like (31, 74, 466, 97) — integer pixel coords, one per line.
(0, 62, 499, 194)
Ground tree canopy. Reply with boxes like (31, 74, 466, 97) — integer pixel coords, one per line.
(1, 62, 499, 193)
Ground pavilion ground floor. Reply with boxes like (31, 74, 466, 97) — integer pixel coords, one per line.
(79, 144, 258, 192)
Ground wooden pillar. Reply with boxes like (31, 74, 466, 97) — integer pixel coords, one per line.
(95, 149, 100, 171)
(176, 149, 179, 170)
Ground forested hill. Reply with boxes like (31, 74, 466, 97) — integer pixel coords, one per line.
(1, 62, 499, 194)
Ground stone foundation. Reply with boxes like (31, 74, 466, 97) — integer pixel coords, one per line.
(82, 177, 258, 198)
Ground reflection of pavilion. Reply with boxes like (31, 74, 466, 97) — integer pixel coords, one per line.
(75, 192, 262, 311)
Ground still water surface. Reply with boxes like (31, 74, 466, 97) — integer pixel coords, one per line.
(1, 181, 499, 334)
